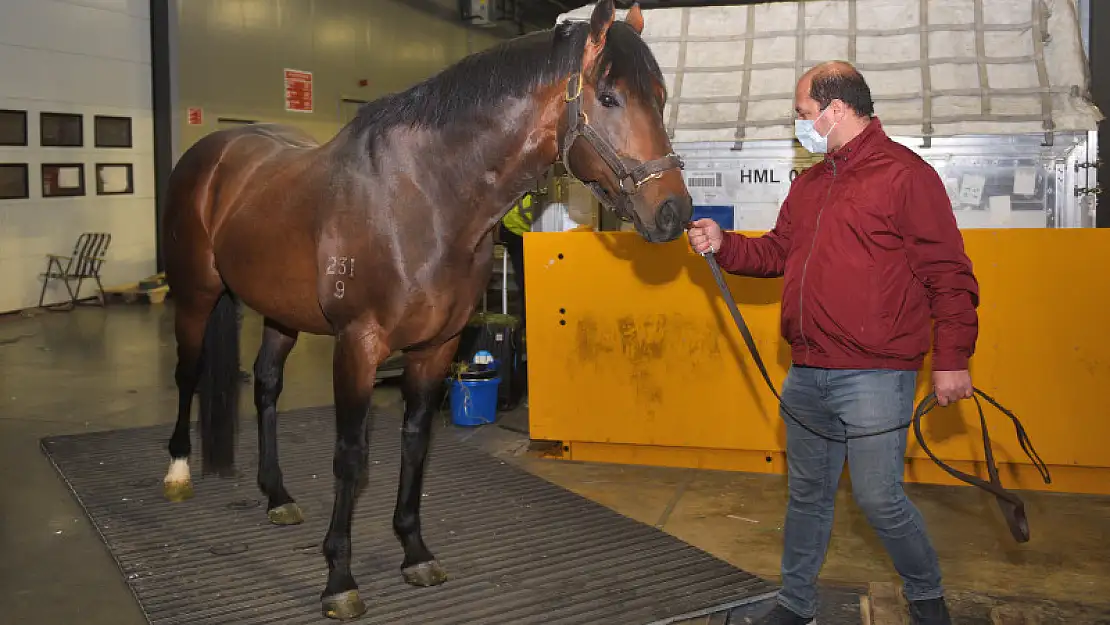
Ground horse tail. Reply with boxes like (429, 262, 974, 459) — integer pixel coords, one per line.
(197, 289, 241, 476)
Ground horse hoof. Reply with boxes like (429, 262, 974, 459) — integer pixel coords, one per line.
(402, 560, 448, 587)
(164, 481, 194, 502)
(321, 590, 366, 621)
(268, 503, 304, 525)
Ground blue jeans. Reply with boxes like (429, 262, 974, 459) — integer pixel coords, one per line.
(776, 366, 943, 618)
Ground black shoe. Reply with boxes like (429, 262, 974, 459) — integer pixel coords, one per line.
(909, 597, 951, 625)
(753, 603, 816, 624)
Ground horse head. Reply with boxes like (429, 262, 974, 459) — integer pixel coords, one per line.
(559, 0, 693, 243)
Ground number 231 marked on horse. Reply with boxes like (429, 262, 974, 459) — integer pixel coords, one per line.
(158, 0, 693, 621)
(326, 256, 354, 299)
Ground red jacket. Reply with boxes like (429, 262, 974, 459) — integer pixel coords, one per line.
(716, 117, 979, 372)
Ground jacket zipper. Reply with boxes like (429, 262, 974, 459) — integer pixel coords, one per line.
(797, 158, 837, 365)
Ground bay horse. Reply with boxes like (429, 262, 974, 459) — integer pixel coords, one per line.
(159, 0, 692, 620)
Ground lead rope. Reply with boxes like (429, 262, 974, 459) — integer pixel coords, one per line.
(697, 248, 1051, 543)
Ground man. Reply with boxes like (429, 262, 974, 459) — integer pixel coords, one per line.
(687, 61, 979, 625)
(498, 190, 536, 328)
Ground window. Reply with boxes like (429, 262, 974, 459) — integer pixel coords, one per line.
(0, 164, 29, 200)
(0, 110, 27, 146)
(95, 163, 133, 195)
(41, 112, 83, 147)
(42, 163, 85, 197)
(94, 115, 132, 148)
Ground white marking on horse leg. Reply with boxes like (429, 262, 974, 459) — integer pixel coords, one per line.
(164, 458, 191, 484)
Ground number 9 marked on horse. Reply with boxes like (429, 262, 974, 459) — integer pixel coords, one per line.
(159, 0, 691, 620)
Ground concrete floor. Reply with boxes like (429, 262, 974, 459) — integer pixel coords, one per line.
(2, 303, 1109, 624)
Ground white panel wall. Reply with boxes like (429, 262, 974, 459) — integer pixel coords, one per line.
(0, 0, 155, 313)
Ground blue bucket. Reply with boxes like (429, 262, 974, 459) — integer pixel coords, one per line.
(449, 376, 501, 427)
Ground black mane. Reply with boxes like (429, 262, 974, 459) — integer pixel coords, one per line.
(349, 19, 665, 146)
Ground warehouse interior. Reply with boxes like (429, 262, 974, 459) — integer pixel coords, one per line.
(1, 1, 1109, 624)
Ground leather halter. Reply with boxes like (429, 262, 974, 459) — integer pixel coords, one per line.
(559, 72, 685, 222)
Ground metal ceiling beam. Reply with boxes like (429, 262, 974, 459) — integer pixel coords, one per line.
(397, 0, 546, 36)
(560, 0, 796, 8)
(538, 0, 573, 11)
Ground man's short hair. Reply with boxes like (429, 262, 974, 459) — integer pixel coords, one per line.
(810, 66, 875, 118)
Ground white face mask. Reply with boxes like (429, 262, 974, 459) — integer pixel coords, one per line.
(794, 106, 838, 154)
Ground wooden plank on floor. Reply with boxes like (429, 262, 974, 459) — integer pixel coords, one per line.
(991, 605, 1037, 625)
(860, 596, 873, 625)
(867, 582, 908, 625)
(706, 610, 729, 625)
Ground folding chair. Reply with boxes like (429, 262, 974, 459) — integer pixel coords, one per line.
(38, 232, 112, 311)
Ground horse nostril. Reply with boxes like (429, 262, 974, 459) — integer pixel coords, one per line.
(659, 200, 678, 229)
(659, 199, 690, 236)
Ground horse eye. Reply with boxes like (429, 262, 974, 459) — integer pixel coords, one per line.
(599, 93, 620, 108)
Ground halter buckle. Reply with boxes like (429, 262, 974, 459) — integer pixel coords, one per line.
(621, 171, 661, 194)
(565, 73, 583, 102)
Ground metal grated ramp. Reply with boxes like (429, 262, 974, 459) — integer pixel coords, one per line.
(40, 405, 778, 625)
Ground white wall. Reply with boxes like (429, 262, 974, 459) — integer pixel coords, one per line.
(0, 0, 155, 313)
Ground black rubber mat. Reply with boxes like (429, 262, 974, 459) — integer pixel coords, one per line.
(41, 405, 777, 625)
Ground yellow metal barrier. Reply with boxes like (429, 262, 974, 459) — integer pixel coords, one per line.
(523, 228, 1110, 495)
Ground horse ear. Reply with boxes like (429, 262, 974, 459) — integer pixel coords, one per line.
(589, 0, 616, 44)
(625, 3, 644, 35)
(581, 0, 615, 73)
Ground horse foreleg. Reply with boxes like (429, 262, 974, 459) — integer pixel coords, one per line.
(164, 299, 216, 501)
(394, 337, 459, 587)
(254, 318, 302, 525)
(320, 327, 389, 621)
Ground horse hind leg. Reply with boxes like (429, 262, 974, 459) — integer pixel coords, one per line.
(164, 291, 223, 501)
(254, 318, 303, 525)
(393, 337, 460, 588)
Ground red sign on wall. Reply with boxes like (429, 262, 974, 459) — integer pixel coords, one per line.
(284, 69, 313, 113)
(186, 107, 203, 125)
